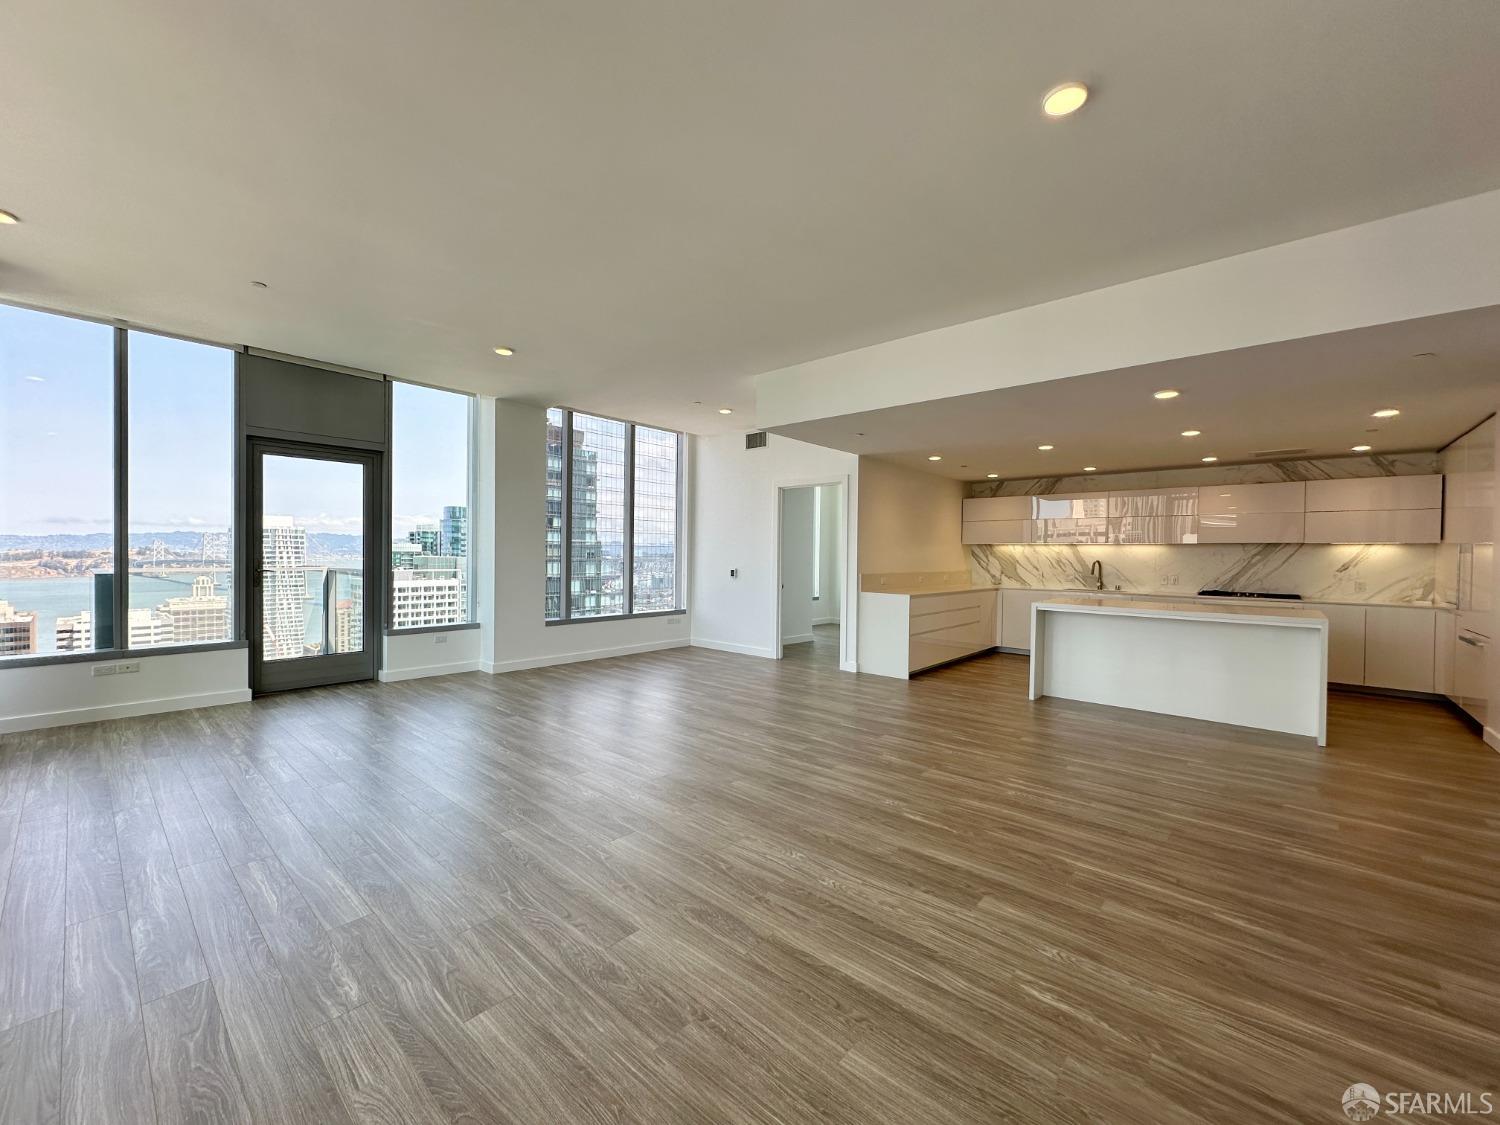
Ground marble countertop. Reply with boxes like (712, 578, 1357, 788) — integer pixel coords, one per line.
(864, 584, 999, 597)
(1037, 595, 1329, 627)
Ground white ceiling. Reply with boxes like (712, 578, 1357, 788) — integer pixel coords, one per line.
(2, 2, 1500, 434)
(773, 306, 1500, 479)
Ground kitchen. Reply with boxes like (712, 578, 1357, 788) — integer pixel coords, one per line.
(857, 415, 1495, 748)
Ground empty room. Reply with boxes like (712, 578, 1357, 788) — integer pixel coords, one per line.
(1, 3, 1498, 1123)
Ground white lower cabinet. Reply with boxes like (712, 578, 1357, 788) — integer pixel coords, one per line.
(1363, 606, 1435, 692)
(1000, 589, 1054, 650)
(1321, 604, 1367, 685)
(1435, 609, 1456, 697)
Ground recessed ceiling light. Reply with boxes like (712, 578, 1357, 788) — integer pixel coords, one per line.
(1042, 82, 1089, 118)
(927, 455, 942, 461)
(1351, 444, 1372, 452)
(1371, 408, 1400, 418)
(1180, 429, 1201, 437)
(0, 209, 19, 225)
(1153, 389, 1181, 400)
(250, 280, 268, 289)
(1083, 466, 1097, 472)
(986, 473, 999, 479)
(24, 375, 45, 383)
(1201, 456, 1218, 463)
(1219, 492, 1231, 497)
(718, 408, 733, 414)
(492, 346, 515, 357)
(1037, 444, 1054, 451)
(1412, 352, 1436, 359)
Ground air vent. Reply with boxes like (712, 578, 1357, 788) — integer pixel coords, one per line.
(745, 431, 768, 450)
(1250, 448, 1310, 459)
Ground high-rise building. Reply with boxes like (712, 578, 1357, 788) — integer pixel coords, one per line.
(390, 567, 466, 628)
(0, 601, 38, 656)
(157, 575, 229, 644)
(55, 608, 174, 650)
(440, 505, 468, 559)
(407, 523, 440, 554)
(262, 520, 309, 659)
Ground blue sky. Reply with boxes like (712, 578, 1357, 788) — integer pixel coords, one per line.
(1, 303, 470, 540)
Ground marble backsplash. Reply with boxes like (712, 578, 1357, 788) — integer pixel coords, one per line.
(965, 452, 1439, 498)
(969, 543, 1438, 604)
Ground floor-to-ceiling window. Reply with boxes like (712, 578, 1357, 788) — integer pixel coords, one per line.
(544, 408, 683, 622)
(389, 381, 475, 629)
(127, 331, 234, 648)
(1, 303, 236, 661)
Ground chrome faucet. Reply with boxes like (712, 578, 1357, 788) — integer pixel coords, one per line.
(1089, 559, 1104, 590)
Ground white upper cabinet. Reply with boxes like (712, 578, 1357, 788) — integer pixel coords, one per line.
(961, 519, 1029, 545)
(1108, 487, 1198, 518)
(962, 496, 1032, 522)
(1304, 508, 1441, 543)
(1199, 511, 1306, 544)
(1031, 493, 1110, 519)
(1305, 475, 1442, 512)
(1110, 515, 1199, 544)
(1197, 481, 1305, 515)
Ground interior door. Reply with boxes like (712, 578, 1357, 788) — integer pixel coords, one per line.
(249, 441, 379, 693)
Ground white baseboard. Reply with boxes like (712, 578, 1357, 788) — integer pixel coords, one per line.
(812, 616, 841, 627)
(378, 660, 481, 683)
(481, 637, 688, 675)
(690, 637, 777, 659)
(839, 659, 858, 673)
(781, 633, 814, 646)
(1484, 725, 1500, 753)
(0, 688, 254, 736)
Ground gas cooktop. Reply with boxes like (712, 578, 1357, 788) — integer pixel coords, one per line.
(1196, 589, 1302, 600)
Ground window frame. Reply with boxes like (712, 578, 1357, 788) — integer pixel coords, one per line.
(0, 300, 246, 668)
(546, 406, 685, 626)
(384, 378, 479, 634)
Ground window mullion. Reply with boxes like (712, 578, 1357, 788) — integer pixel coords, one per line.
(113, 327, 129, 652)
(623, 423, 635, 617)
(560, 408, 573, 621)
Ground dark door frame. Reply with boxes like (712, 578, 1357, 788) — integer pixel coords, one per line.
(247, 438, 382, 694)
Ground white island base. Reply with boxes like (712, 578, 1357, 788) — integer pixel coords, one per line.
(1029, 597, 1329, 746)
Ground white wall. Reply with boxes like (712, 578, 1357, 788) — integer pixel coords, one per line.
(857, 456, 967, 578)
(780, 486, 816, 644)
(691, 432, 858, 666)
(379, 627, 482, 682)
(477, 398, 690, 675)
(756, 189, 1500, 428)
(815, 483, 843, 624)
(0, 648, 251, 735)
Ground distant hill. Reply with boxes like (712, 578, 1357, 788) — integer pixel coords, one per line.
(2, 531, 363, 555)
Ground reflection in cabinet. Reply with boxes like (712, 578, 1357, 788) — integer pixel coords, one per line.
(1032, 494, 1110, 519)
(1364, 606, 1435, 692)
(1108, 487, 1198, 517)
(1032, 517, 1110, 544)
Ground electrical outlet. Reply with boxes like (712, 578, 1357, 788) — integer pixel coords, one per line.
(117, 661, 141, 674)
(434, 634, 448, 645)
(92, 664, 117, 677)
(1354, 580, 1367, 594)
(729, 568, 738, 578)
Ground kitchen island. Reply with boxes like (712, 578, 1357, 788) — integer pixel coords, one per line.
(1029, 596, 1329, 745)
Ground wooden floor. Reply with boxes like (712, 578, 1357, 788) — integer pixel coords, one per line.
(2, 630, 1497, 1124)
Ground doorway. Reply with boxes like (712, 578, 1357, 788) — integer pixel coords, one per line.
(248, 440, 380, 693)
(777, 481, 846, 668)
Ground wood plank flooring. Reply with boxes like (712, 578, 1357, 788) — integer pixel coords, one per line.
(1, 625, 1497, 1123)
